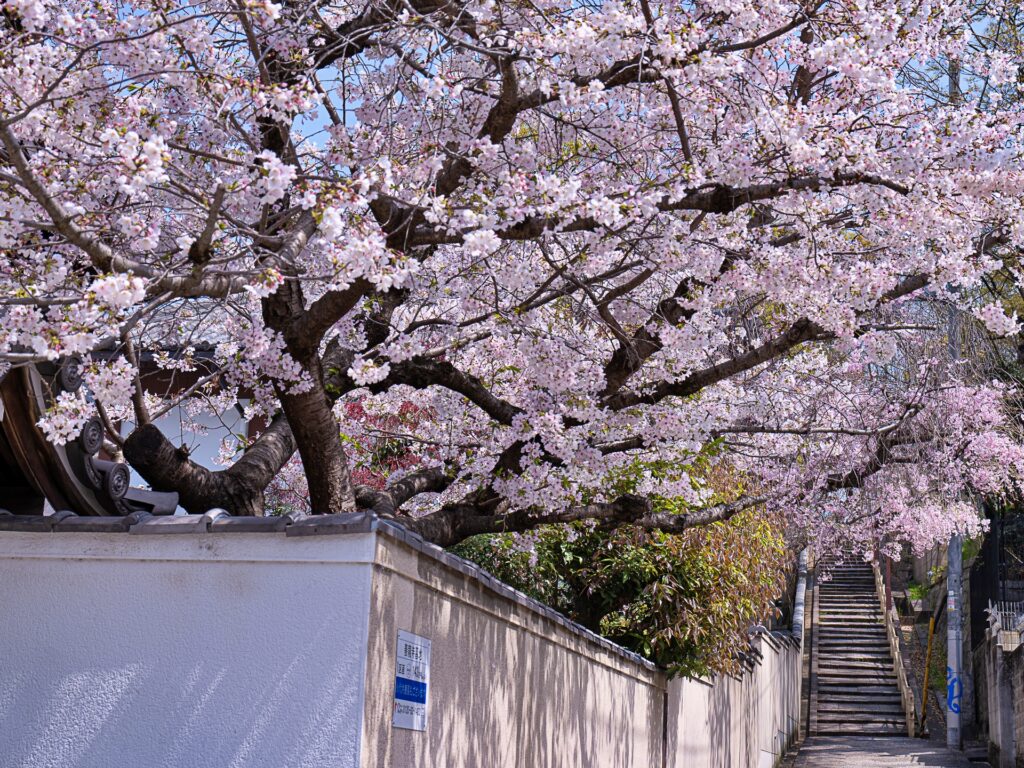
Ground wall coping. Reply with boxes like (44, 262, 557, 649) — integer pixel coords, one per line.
(0, 509, 658, 672)
(0, 509, 805, 675)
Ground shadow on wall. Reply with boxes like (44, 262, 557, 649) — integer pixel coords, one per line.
(360, 557, 665, 768)
(0, 558, 373, 768)
(0, 533, 799, 768)
(669, 634, 800, 768)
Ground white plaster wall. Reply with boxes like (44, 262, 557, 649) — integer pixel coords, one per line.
(0, 532, 375, 768)
(361, 534, 666, 768)
(666, 634, 801, 768)
(0, 528, 803, 768)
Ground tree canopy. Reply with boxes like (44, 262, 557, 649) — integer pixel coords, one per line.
(1, 0, 1023, 554)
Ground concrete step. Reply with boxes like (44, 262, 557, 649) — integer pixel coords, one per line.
(815, 598, 880, 606)
(815, 667, 897, 679)
(818, 595, 877, 601)
(819, 653, 892, 662)
(818, 678, 899, 688)
(818, 693, 904, 706)
(820, 666, 895, 674)
(818, 628, 887, 636)
(818, 595, 878, 601)
(814, 717, 905, 728)
(819, 660, 895, 671)
(819, 606, 882, 612)
(816, 703, 905, 715)
(818, 628, 887, 635)
(818, 649, 891, 658)
(816, 683, 902, 695)
(818, 617, 884, 625)
(819, 586, 875, 591)
(816, 642, 891, 651)
(815, 671, 897, 684)
(818, 652, 894, 660)
(817, 639, 888, 646)
(816, 711, 905, 723)
(818, 600, 879, 606)
(818, 608, 882, 614)
(812, 722, 907, 736)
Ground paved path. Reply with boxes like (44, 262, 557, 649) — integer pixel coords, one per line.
(792, 737, 976, 767)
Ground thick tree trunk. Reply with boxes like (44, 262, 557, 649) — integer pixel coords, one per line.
(124, 422, 277, 515)
(262, 279, 357, 514)
(276, 380, 356, 513)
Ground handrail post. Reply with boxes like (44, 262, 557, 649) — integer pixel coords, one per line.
(886, 556, 893, 611)
(873, 558, 917, 737)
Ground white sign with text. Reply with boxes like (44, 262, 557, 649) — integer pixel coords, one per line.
(392, 630, 431, 731)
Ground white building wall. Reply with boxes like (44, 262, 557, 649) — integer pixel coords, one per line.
(0, 531, 374, 768)
(665, 632, 801, 768)
(0, 522, 804, 768)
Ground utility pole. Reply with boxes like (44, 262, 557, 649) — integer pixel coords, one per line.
(945, 53, 964, 743)
(946, 280, 964, 749)
(947, 533, 963, 749)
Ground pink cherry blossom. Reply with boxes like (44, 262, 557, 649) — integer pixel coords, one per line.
(0, 0, 1020, 554)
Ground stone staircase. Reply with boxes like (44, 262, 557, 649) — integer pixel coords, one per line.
(810, 557, 907, 736)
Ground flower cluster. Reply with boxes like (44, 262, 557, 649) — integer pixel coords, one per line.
(37, 391, 92, 445)
(1, 0, 1022, 556)
(83, 357, 137, 419)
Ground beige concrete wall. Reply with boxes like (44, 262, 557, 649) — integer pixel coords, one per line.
(361, 532, 666, 768)
(665, 633, 801, 768)
(913, 545, 946, 587)
(0, 520, 802, 767)
(362, 530, 802, 768)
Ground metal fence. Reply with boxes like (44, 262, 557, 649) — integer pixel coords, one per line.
(970, 508, 1024, 649)
(990, 600, 1024, 653)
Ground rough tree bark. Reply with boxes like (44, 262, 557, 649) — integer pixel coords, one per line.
(123, 416, 296, 515)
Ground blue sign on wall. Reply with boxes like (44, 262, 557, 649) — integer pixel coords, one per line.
(394, 677, 427, 705)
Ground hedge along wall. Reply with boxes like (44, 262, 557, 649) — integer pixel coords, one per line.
(0, 512, 804, 768)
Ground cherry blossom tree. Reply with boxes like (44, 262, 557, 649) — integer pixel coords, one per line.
(2, 0, 1023, 554)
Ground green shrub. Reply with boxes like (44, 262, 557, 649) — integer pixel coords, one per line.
(452, 509, 790, 677)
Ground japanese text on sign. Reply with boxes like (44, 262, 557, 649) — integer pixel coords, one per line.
(393, 630, 431, 731)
